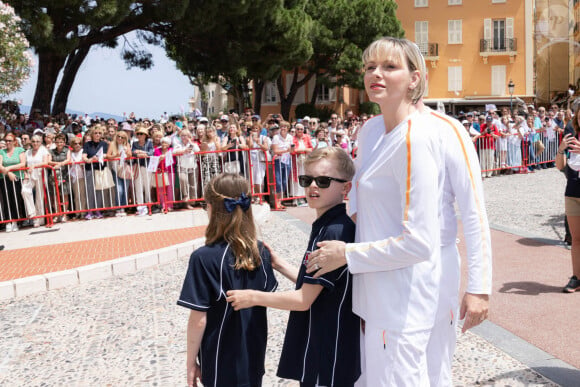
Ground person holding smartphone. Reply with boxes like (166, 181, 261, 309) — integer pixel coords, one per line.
(556, 106, 580, 293)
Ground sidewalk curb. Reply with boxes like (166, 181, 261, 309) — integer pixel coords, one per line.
(0, 238, 206, 301)
(0, 203, 271, 301)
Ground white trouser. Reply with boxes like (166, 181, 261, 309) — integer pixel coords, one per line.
(133, 166, 151, 205)
(426, 243, 461, 387)
(357, 322, 430, 387)
(178, 168, 198, 201)
(22, 177, 45, 218)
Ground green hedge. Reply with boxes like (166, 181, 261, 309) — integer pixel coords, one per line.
(358, 101, 380, 115)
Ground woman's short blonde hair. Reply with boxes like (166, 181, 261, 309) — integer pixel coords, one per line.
(362, 37, 427, 104)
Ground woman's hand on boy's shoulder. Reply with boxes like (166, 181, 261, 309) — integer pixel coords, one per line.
(226, 290, 256, 311)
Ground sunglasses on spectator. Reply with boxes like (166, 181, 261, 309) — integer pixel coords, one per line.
(298, 175, 347, 188)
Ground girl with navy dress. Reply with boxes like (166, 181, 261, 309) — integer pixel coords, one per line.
(177, 173, 277, 387)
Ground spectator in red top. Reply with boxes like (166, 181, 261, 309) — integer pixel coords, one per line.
(477, 116, 500, 178)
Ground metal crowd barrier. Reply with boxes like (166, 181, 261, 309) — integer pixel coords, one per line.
(474, 130, 562, 176)
(0, 148, 271, 230)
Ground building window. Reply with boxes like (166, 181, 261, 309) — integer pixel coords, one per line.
(317, 84, 336, 103)
(415, 21, 429, 55)
(263, 82, 278, 104)
(448, 0, 462, 4)
(491, 65, 506, 96)
(448, 20, 462, 44)
(484, 18, 514, 51)
(415, 0, 428, 7)
(448, 66, 462, 92)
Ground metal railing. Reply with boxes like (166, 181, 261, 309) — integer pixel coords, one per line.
(480, 38, 517, 53)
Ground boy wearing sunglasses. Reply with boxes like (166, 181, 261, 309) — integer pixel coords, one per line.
(227, 147, 361, 386)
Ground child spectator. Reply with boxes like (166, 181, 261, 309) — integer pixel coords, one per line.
(177, 173, 277, 387)
(227, 147, 360, 386)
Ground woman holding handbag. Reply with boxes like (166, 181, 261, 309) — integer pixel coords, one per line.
(22, 135, 50, 227)
(247, 123, 270, 202)
(173, 129, 200, 209)
(48, 133, 71, 222)
(82, 127, 111, 220)
(221, 120, 248, 176)
(106, 131, 133, 217)
(153, 137, 175, 212)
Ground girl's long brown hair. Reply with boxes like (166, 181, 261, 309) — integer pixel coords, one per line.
(204, 173, 260, 271)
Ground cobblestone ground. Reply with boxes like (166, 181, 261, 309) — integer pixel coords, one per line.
(0, 169, 566, 386)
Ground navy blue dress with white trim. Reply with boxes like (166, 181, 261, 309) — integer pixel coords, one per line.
(277, 203, 361, 386)
(177, 240, 278, 387)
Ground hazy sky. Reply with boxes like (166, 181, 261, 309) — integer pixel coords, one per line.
(8, 34, 194, 120)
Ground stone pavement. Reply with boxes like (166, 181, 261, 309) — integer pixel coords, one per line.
(0, 204, 578, 386)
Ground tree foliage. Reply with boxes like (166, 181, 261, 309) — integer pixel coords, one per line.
(281, 0, 403, 116)
(0, 1, 32, 96)
(165, 0, 313, 116)
(11, 0, 189, 114)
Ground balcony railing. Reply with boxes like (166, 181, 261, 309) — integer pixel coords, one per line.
(480, 38, 517, 53)
(417, 42, 439, 57)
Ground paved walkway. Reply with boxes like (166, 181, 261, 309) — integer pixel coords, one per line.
(0, 202, 579, 385)
(0, 227, 205, 281)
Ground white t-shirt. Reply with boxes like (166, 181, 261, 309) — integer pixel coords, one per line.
(26, 146, 50, 181)
(272, 133, 293, 164)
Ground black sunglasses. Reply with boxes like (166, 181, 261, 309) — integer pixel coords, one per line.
(298, 175, 347, 188)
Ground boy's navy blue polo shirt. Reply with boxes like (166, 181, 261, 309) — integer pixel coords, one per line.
(277, 203, 361, 386)
(178, 241, 278, 387)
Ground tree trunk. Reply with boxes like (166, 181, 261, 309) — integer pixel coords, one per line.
(52, 47, 91, 116)
(277, 69, 314, 121)
(31, 50, 67, 115)
(252, 79, 264, 116)
(310, 75, 320, 105)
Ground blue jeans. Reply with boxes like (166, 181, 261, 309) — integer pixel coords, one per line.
(274, 159, 291, 194)
(113, 172, 128, 206)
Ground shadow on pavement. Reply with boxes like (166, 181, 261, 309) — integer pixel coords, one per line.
(477, 367, 578, 386)
(516, 237, 564, 247)
(498, 281, 563, 295)
(532, 366, 580, 387)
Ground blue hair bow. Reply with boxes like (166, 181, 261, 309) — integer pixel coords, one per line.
(223, 192, 251, 213)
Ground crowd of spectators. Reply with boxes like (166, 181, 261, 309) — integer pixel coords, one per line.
(453, 103, 571, 177)
(0, 105, 367, 232)
(0, 101, 571, 232)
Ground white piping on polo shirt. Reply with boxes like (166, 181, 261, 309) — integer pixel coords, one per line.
(331, 267, 349, 386)
(216, 244, 230, 301)
(176, 299, 210, 310)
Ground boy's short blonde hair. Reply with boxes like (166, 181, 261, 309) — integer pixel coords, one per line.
(304, 147, 355, 180)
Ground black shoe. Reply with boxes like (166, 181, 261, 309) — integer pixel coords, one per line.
(0, 245, 4, 251)
(563, 275, 580, 293)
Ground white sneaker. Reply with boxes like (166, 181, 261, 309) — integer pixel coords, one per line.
(115, 210, 125, 217)
(137, 206, 147, 217)
(11, 222, 19, 232)
(5, 223, 13, 232)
